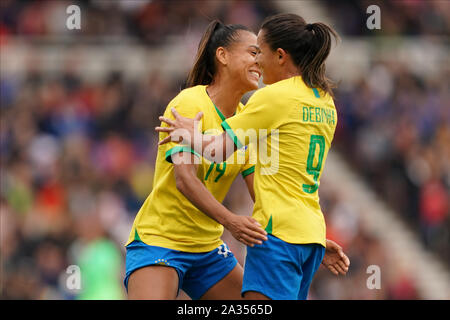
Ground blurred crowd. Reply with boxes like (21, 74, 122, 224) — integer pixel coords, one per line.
(0, 0, 278, 44)
(334, 62, 450, 267)
(0, 68, 180, 299)
(1, 0, 448, 300)
(322, 0, 449, 36)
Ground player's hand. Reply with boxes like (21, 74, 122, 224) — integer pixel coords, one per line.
(224, 215, 268, 247)
(156, 108, 203, 146)
(322, 239, 350, 275)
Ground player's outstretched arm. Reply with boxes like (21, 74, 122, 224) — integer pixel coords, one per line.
(322, 239, 350, 275)
(156, 108, 236, 163)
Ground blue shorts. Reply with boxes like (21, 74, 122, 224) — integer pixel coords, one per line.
(124, 241, 237, 300)
(242, 234, 325, 300)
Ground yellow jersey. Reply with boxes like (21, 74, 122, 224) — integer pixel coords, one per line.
(126, 85, 255, 252)
(221, 76, 337, 247)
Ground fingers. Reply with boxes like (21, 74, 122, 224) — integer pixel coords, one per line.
(334, 262, 347, 275)
(335, 245, 350, 268)
(328, 257, 348, 275)
(238, 222, 267, 245)
(170, 108, 183, 121)
(240, 234, 260, 247)
(158, 135, 173, 146)
(159, 116, 175, 127)
(342, 253, 350, 267)
(334, 264, 348, 276)
(194, 111, 204, 121)
(326, 239, 341, 252)
(243, 227, 267, 243)
(235, 232, 260, 247)
(334, 245, 347, 261)
(249, 217, 262, 227)
(170, 108, 179, 119)
(155, 126, 174, 133)
(327, 264, 339, 276)
(233, 218, 268, 247)
(170, 108, 203, 121)
(337, 258, 349, 272)
(246, 219, 268, 238)
(323, 255, 350, 276)
(235, 235, 252, 247)
(326, 262, 346, 276)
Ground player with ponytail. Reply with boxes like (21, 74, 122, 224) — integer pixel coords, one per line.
(125, 20, 268, 300)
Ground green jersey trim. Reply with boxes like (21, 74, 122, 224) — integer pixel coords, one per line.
(221, 120, 244, 150)
(213, 104, 226, 122)
(206, 86, 235, 122)
(165, 146, 201, 163)
(265, 215, 273, 234)
(134, 229, 142, 242)
(312, 88, 320, 98)
(241, 165, 255, 178)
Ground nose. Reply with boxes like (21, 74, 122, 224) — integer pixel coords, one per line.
(254, 59, 261, 70)
(255, 54, 261, 65)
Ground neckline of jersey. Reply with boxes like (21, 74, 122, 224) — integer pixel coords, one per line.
(204, 86, 236, 122)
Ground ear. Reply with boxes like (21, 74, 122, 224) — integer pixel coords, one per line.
(215, 47, 227, 66)
(276, 48, 288, 65)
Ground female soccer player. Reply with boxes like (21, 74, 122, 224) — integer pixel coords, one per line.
(125, 20, 269, 300)
(157, 13, 347, 300)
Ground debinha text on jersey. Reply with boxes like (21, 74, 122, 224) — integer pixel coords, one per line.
(301, 106, 336, 126)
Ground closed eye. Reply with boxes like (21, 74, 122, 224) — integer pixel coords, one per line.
(249, 45, 260, 57)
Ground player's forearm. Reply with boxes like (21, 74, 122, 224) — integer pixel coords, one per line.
(176, 174, 234, 227)
(244, 173, 255, 203)
(192, 132, 234, 164)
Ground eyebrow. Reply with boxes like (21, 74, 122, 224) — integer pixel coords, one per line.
(249, 45, 260, 51)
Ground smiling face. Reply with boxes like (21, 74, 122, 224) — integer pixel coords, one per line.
(256, 29, 281, 85)
(224, 30, 261, 91)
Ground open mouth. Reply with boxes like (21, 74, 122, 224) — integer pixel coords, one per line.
(249, 70, 261, 80)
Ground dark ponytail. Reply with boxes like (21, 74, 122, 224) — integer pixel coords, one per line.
(261, 14, 339, 98)
(186, 20, 251, 87)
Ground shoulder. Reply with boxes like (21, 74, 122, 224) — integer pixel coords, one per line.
(170, 85, 205, 106)
(245, 85, 274, 108)
(236, 102, 246, 114)
(166, 85, 207, 115)
(252, 83, 278, 98)
(252, 79, 294, 101)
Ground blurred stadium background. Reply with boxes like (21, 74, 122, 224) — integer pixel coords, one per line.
(0, 0, 449, 300)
